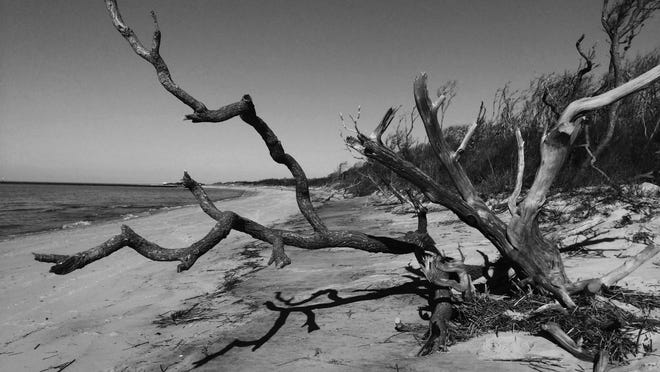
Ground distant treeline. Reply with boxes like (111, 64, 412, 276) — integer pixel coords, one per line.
(219, 177, 330, 188)
(225, 51, 660, 198)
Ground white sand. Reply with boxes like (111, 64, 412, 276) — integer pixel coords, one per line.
(0, 187, 300, 371)
(1, 187, 658, 371)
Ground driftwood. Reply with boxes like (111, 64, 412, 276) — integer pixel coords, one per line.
(33, 0, 660, 365)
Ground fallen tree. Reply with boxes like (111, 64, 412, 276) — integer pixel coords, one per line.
(34, 0, 660, 369)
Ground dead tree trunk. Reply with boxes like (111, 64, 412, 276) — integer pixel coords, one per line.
(347, 67, 660, 308)
(33, 0, 660, 361)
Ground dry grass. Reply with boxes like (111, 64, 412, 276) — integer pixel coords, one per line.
(452, 289, 659, 362)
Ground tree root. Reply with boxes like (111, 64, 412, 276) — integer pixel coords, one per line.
(541, 322, 595, 361)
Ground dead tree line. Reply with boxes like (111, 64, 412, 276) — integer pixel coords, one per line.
(580, 0, 660, 169)
(34, 0, 660, 364)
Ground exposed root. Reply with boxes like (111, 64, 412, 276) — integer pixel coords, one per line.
(541, 322, 595, 361)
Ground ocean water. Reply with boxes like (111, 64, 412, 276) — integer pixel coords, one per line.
(0, 183, 244, 238)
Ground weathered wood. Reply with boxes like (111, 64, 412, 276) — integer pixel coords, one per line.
(541, 322, 595, 361)
(33, 3, 660, 364)
(567, 242, 660, 294)
(34, 1, 444, 276)
(508, 127, 525, 216)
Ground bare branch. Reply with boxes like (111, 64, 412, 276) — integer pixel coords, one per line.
(414, 74, 482, 206)
(405, 107, 416, 138)
(452, 102, 485, 162)
(149, 11, 161, 54)
(571, 66, 660, 121)
(105, 0, 207, 113)
(370, 107, 398, 145)
(570, 242, 660, 295)
(33, 223, 234, 274)
(578, 142, 612, 183)
(570, 34, 597, 100)
(339, 112, 359, 135)
(508, 127, 525, 216)
(541, 322, 595, 361)
(593, 350, 609, 372)
(541, 88, 561, 120)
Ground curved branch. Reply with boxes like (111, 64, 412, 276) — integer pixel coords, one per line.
(34, 222, 233, 274)
(541, 322, 595, 361)
(413, 74, 483, 207)
(370, 107, 397, 145)
(105, 0, 207, 113)
(521, 64, 660, 220)
(105, 0, 327, 234)
(562, 64, 660, 125)
(238, 96, 328, 234)
(570, 34, 596, 99)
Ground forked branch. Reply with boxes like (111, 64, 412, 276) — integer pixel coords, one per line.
(34, 1, 444, 275)
(105, 0, 207, 114)
(414, 74, 483, 207)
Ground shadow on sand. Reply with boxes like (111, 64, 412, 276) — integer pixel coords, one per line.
(192, 275, 430, 368)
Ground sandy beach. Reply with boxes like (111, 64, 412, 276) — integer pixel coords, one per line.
(1, 187, 659, 371)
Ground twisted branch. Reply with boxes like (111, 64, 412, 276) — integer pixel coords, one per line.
(34, 1, 445, 275)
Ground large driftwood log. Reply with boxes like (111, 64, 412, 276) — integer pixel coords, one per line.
(33, 0, 660, 362)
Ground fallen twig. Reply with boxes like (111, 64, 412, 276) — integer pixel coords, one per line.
(122, 341, 148, 350)
(39, 359, 75, 372)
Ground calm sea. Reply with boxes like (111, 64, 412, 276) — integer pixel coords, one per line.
(0, 183, 244, 239)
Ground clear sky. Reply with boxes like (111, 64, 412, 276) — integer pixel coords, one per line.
(1, 1, 658, 184)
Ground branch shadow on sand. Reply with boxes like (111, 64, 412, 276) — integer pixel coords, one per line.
(192, 275, 430, 368)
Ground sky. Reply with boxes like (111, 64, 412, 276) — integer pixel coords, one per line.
(1, 1, 659, 184)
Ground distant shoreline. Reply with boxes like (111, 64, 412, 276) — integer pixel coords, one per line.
(0, 181, 190, 188)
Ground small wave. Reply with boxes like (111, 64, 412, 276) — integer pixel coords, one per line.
(110, 204, 133, 209)
(122, 213, 139, 221)
(62, 220, 92, 229)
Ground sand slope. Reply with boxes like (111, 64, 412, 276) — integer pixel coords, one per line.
(1, 187, 658, 371)
(0, 187, 300, 371)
